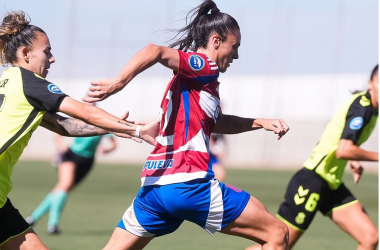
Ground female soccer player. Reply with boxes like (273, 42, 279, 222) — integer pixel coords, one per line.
(85, 1, 290, 249)
(0, 11, 157, 250)
(26, 130, 117, 234)
(247, 65, 379, 250)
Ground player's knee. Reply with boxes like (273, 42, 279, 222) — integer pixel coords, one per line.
(360, 227, 378, 247)
(269, 219, 289, 246)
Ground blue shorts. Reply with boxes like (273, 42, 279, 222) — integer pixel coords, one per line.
(117, 179, 250, 237)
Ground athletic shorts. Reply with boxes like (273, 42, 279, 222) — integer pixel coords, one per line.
(117, 178, 250, 237)
(0, 198, 31, 246)
(61, 149, 95, 184)
(277, 168, 357, 231)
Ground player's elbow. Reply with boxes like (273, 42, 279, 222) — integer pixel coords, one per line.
(335, 148, 347, 159)
(145, 43, 155, 50)
(145, 43, 161, 54)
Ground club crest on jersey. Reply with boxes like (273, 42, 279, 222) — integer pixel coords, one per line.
(142, 159, 174, 171)
(349, 117, 363, 130)
(47, 84, 63, 94)
(188, 55, 205, 71)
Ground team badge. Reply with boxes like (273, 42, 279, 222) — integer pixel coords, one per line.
(349, 117, 363, 130)
(188, 55, 205, 71)
(47, 84, 63, 94)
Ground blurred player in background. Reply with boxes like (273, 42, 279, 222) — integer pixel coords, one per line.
(0, 11, 158, 250)
(26, 120, 117, 234)
(247, 64, 379, 250)
(209, 133, 227, 182)
(85, 1, 290, 249)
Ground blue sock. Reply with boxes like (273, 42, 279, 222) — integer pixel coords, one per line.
(31, 193, 52, 222)
(48, 189, 68, 227)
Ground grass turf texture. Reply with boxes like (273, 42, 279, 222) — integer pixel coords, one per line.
(10, 161, 378, 250)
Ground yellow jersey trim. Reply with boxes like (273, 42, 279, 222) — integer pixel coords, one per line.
(324, 199, 359, 215)
(276, 213, 305, 232)
(0, 226, 31, 246)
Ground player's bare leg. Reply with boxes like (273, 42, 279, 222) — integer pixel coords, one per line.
(102, 227, 153, 250)
(53, 161, 76, 192)
(2, 228, 49, 250)
(329, 202, 378, 250)
(246, 226, 302, 250)
(220, 196, 289, 250)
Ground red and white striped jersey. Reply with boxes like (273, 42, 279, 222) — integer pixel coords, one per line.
(141, 50, 221, 186)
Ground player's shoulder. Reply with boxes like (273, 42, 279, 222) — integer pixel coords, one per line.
(346, 91, 374, 116)
(19, 67, 46, 81)
(179, 51, 219, 74)
(190, 52, 218, 71)
(342, 91, 375, 126)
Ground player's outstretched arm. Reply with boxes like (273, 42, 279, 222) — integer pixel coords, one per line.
(213, 113, 289, 140)
(41, 112, 109, 137)
(59, 97, 139, 136)
(336, 139, 378, 161)
(84, 44, 180, 103)
(41, 97, 158, 145)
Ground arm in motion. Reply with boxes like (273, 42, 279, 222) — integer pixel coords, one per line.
(40, 112, 109, 137)
(336, 139, 378, 161)
(213, 113, 289, 140)
(84, 44, 180, 103)
(213, 113, 289, 139)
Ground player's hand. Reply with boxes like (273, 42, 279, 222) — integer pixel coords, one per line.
(57, 144, 69, 154)
(97, 147, 113, 154)
(111, 111, 144, 143)
(96, 146, 107, 154)
(254, 118, 289, 140)
(83, 77, 125, 103)
(140, 117, 160, 146)
(349, 160, 363, 184)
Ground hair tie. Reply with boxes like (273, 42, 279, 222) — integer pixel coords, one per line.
(208, 6, 220, 14)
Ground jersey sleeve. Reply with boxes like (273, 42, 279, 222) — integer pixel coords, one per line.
(176, 50, 218, 80)
(340, 94, 373, 144)
(21, 68, 68, 112)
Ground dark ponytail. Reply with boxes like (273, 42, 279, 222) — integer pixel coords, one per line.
(168, 0, 239, 52)
(370, 64, 378, 81)
(0, 11, 45, 66)
(351, 64, 379, 94)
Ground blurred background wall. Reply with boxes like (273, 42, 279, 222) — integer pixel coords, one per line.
(1, 0, 378, 170)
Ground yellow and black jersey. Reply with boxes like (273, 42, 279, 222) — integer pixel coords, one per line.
(0, 66, 67, 207)
(304, 91, 378, 190)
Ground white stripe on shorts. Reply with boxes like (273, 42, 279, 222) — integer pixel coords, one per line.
(122, 199, 154, 237)
(204, 179, 224, 235)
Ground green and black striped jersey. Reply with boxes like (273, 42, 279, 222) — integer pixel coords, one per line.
(0, 67, 67, 207)
(304, 91, 378, 190)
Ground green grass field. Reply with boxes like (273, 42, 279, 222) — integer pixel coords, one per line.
(10, 161, 378, 250)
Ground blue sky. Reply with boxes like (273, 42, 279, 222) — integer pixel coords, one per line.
(1, 0, 378, 79)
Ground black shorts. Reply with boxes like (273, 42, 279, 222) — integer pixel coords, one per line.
(61, 149, 95, 184)
(0, 198, 31, 246)
(277, 168, 357, 231)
